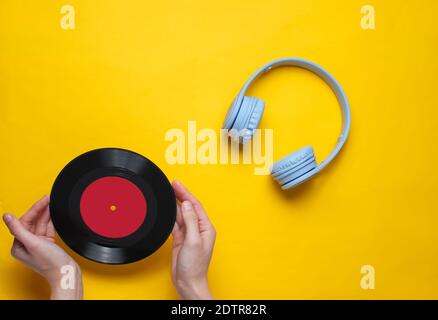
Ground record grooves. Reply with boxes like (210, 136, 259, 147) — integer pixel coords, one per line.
(50, 148, 176, 264)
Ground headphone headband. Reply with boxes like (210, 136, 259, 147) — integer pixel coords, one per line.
(234, 58, 351, 171)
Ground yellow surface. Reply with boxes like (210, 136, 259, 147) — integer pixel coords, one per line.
(0, 0, 437, 299)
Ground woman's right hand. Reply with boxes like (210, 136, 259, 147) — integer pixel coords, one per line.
(171, 180, 216, 300)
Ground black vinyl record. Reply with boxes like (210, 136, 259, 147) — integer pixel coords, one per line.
(50, 148, 176, 264)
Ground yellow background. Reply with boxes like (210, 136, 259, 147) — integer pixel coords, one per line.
(0, 0, 437, 299)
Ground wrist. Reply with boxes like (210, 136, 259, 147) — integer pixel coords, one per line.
(176, 278, 213, 300)
(48, 261, 83, 300)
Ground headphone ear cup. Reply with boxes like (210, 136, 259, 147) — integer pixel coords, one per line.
(231, 96, 265, 143)
(271, 146, 318, 189)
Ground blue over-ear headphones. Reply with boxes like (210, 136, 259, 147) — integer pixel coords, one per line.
(223, 58, 351, 190)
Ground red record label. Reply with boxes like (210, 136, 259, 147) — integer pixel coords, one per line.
(79, 176, 147, 238)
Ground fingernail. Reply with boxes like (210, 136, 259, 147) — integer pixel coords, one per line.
(182, 201, 192, 211)
(3, 213, 12, 223)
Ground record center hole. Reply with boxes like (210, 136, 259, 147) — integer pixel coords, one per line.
(109, 205, 117, 212)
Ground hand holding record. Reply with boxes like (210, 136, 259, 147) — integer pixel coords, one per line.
(2, 177, 216, 300)
(2, 196, 83, 300)
(171, 180, 216, 300)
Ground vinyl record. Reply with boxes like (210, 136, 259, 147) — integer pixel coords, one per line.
(49, 148, 176, 264)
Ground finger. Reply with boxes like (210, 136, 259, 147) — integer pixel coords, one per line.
(172, 180, 211, 222)
(3, 213, 38, 248)
(172, 204, 185, 247)
(172, 180, 214, 233)
(21, 195, 49, 225)
(35, 203, 51, 236)
(10, 240, 27, 263)
(46, 219, 55, 239)
(181, 201, 201, 245)
(175, 202, 183, 228)
(171, 222, 184, 247)
(172, 221, 180, 233)
(172, 180, 205, 212)
(12, 238, 25, 249)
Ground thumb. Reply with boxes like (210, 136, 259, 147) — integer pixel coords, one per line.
(3, 213, 38, 247)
